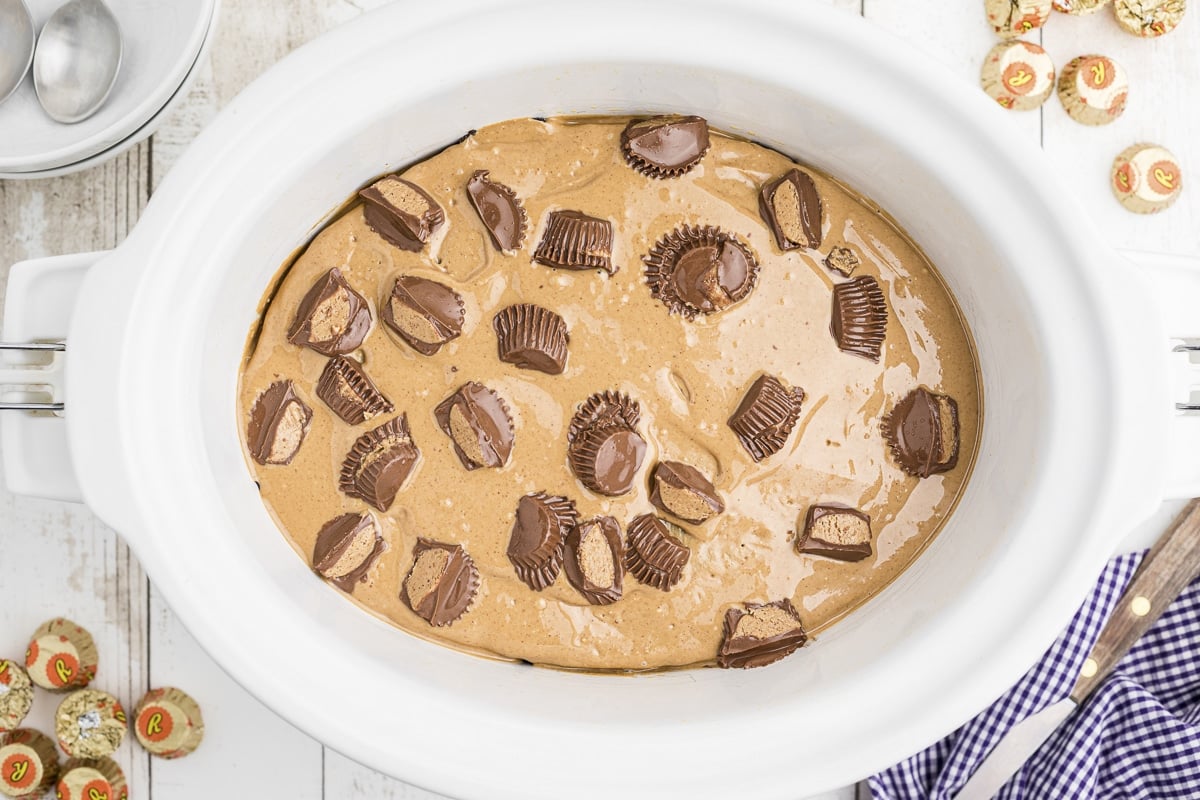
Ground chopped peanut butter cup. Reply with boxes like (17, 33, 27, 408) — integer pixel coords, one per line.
(643, 225, 758, 318)
(401, 539, 479, 627)
(381, 275, 465, 356)
(466, 170, 528, 252)
(339, 415, 420, 511)
(247, 380, 312, 466)
(434, 382, 514, 470)
(649, 461, 724, 524)
(759, 168, 823, 251)
(507, 492, 578, 591)
(796, 504, 872, 562)
(717, 600, 808, 669)
(831, 275, 887, 362)
(316, 355, 393, 425)
(312, 512, 386, 592)
(563, 517, 624, 605)
(620, 115, 711, 178)
(728, 374, 805, 462)
(359, 176, 445, 252)
(824, 245, 860, 277)
(883, 387, 960, 478)
(493, 303, 569, 375)
(287, 268, 373, 356)
(568, 392, 646, 496)
(624, 514, 689, 591)
(533, 210, 615, 274)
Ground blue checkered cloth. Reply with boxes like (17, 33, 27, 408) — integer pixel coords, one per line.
(870, 551, 1200, 799)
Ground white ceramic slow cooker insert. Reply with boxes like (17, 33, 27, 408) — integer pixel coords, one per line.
(6, 2, 1200, 797)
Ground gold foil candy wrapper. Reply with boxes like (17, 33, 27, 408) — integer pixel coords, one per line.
(54, 690, 127, 760)
(0, 662, 34, 733)
(986, 0, 1053, 36)
(1053, 0, 1109, 13)
(56, 757, 127, 800)
(24, 618, 98, 692)
(133, 687, 204, 759)
(1114, 0, 1185, 35)
(980, 40, 1055, 110)
(1112, 143, 1183, 213)
(0, 728, 59, 797)
(1057, 55, 1128, 126)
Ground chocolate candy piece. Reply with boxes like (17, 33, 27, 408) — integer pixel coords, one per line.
(624, 514, 689, 591)
(643, 225, 759, 318)
(133, 687, 204, 759)
(717, 600, 808, 669)
(563, 517, 624, 605)
(434, 382, 514, 470)
(986, 0, 1052, 36)
(247, 380, 313, 466)
(401, 539, 479, 627)
(728, 374, 805, 462)
(1057, 55, 1128, 126)
(620, 115, 711, 178)
(533, 210, 615, 274)
(381, 275, 465, 356)
(0, 661, 33, 733)
(1112, 143, 1183, 214)
(759, 168, 823, 251)
(1052, 0, 1108, 13)
(493, 304, 569, 375)
(24, 619, 97, 693)
(884, 387, 960, 478)
(287, 268, 373, 356)
(54, 690, 126, 759)
(568, 392, 647, 496)
(980, 41, 1056, 111)
(359, 176, 445, 251)
(507, 492, 578, 591)
(831, 275, 887, 362)
(649, 461, 724, 525)
(466, 170, 528, 252)
(316, 356, 393, 425)
(56, 757, 126, 800)
(1114, 0, 1185, 36)
(824, 245, 860, 277)
(796, 504, 872, 562)
(0, 729, 58, 797)
(339, 415, 420, 511)
(312, 512, 386, 592)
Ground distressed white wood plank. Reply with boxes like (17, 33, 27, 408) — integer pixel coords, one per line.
(0, 143, 152, 798)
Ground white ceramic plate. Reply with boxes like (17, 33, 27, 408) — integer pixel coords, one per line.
(0, 0, 216, 173)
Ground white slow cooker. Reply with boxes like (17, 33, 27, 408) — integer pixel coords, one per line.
(5, 1, 1200, 797)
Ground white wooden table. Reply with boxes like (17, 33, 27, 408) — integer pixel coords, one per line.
(1, 2, 1196, 798)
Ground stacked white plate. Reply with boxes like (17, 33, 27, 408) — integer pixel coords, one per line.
(0, 0, 219, 179)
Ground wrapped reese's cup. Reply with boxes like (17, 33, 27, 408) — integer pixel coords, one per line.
(133, 687, 204, 758)
(56, 757, 127, 800)
(0, 729, 58, 798)
(24, 619, 98, 692)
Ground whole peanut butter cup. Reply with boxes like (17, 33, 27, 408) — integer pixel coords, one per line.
(620, 115, 710, 178)
(381, 275, 465, 356)
(507, 492, 578, 591)
(466, 170, 528, 252)
(831, 275, 887, 362)
(563, 517, 624, 605)
(247, 380, 312, 466)
(624, 514, 689, 591)
(338, 415, 420, 511)
(493, 303, 569, 375)
(759, 168, 823, 250)
(287, 268, 373, 356)
(883, 387, 960, 478)
(312, 512, 386, 592)
(533, 210, 615, 274)
(795, 504, 872, 562)
(434, 382, 514, 470)
(717, 599, 808, 669)
(644, 225, 758, 318)
(401, 539, 479, 627)
(727, 374, 805, 462)
(316, 355, 393, 425)
(359, 176, 445, 252)
(568, 392, 646, 496)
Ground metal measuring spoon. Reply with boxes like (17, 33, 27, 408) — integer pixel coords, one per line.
(0, 0, 35, 106)
(33, 0, 123, 124)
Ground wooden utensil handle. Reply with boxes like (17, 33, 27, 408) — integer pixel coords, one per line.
(1071, 498, 1200, 702)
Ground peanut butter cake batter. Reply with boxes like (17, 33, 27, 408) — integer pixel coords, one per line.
(239, 115, 981, 672)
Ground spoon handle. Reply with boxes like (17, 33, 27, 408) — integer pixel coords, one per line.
(1070, 498, 1200, 702)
